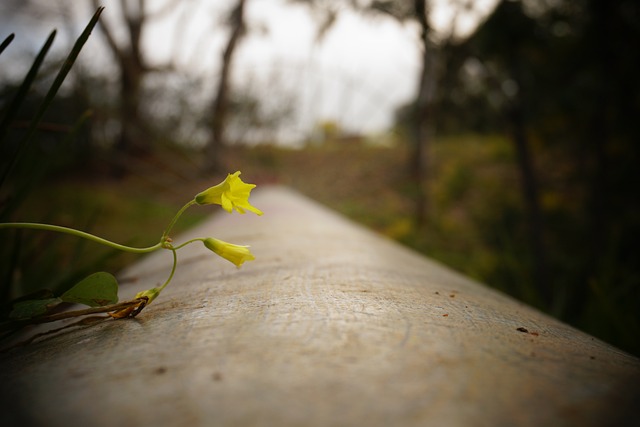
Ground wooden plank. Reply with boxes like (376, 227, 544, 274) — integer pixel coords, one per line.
(1, 186, 638, 426)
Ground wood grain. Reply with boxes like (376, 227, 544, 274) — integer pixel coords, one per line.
(1, 186, 638, 426)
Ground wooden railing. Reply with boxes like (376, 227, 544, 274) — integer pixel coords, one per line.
(1, 186, 639, 426)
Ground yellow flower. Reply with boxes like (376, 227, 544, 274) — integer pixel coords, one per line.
(195, 171, 263, 215)
(203, 237, 255, 267)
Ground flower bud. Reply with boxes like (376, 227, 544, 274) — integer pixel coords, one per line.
(203, 237, 255, 267)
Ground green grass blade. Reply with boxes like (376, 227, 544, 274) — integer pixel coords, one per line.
(0, 33, 15, 55)
(60, 108, 93, 147)
(0, 7, 104, 187)
(0, 30, 56, 148)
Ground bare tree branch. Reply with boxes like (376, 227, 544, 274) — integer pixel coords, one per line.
(92, 0, 125, 65)
(203, 0, 247, 173)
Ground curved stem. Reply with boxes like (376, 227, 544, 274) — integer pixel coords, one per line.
(171, 237, 205, 251)
(0, 223, 162, 254)
(162, 199, 196, 240)
(158, 248, 178, 291)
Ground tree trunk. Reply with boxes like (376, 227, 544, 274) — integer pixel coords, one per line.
(117, 57, 146, 153)
(409, 0, 433, 228)
(93, 0, 151, 177)
(507, 92, 552, 310)
(564, 0, 613, 324)
(203, 0, 246, 174)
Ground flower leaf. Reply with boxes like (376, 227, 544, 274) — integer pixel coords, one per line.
(60, 272, 119, 307)
(10, 297, 62, 319)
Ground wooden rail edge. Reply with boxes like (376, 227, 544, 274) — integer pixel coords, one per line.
(1, 186, 638, 426)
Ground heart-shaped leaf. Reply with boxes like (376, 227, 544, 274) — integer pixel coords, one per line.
(10, 297, 62, 319)
(61, 272, 119, 307)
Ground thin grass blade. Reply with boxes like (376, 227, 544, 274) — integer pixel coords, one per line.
(0, 30, 56, 149)
(0, 33, 15, 55)
(0, 7, 104, 188)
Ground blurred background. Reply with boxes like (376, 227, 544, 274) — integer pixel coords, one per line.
(0, 0, 638, 355)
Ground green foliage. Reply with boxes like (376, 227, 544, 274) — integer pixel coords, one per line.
(9, 272, 119, 319)
(0, 31, 56, 157)
(0, 8, 262, 334)
(1, 170, 261, 330)
(1, 8, 103, 186)
(222, 138, 639, 356)
(0, 8, 106, 310)
(426, 0, 640, 356)
(10, 298, 61, 320)
(60, 272, 119, 308)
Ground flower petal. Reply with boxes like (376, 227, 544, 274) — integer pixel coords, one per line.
(203, 237, 255, 267)
(194, 171, 262, 215)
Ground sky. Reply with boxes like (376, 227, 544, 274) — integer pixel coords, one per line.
(143, 0, 499, 143)
(1, 0, 499, 145)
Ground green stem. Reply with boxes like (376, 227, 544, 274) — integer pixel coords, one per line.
(171, 237, 205, 251)
(159, 249, 178, 291)
(0, 223, 162, 254)
(162, 199, 196, 240)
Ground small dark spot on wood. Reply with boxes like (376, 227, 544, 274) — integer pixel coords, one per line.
(442, 314, 449, 317)
(69, 369, 86, 378)
(590, 356, 596, 360)
(516, 327, 529, 333)
(154, 366, 167, 375)
(530, 331, 539, 336)
(435, 291, 440, 295)
(212, 372, 223, 381)
(360, 290, 370, 293)
(449, 294, 455, 298)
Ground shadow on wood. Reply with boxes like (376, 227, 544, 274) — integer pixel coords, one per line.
(1, 186, 639, 426)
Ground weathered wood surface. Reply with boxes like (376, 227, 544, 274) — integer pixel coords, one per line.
(1, 186, 639, 427)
